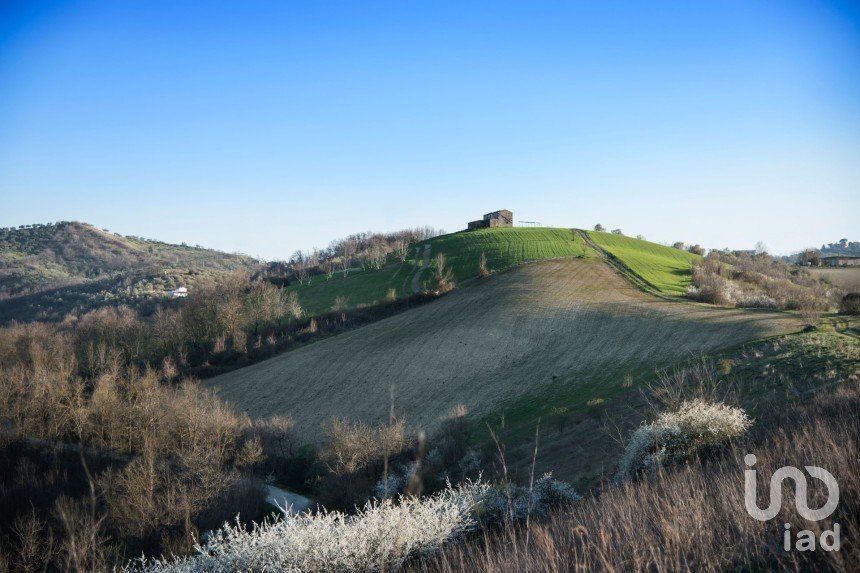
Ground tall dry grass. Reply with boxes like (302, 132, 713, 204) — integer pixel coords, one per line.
(414, 379, 859, 572)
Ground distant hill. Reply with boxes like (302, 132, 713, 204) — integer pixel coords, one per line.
(0, 222, 259, 323)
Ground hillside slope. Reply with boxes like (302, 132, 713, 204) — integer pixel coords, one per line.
(207, 258, 798, 447)
(0, 222, 258, 322)
(585, 230, 700, 294)
(287, 227, 592, 316)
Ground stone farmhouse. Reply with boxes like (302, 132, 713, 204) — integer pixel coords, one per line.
(467, 209, 513, 230)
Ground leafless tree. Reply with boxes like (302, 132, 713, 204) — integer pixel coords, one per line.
(290, 251, 310, 285)
(321, 259, 335, 279)
(393, 238, 410, 263)
(340, 239, 357, 277)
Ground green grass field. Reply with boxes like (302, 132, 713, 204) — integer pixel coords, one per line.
(428, 227, 593, 282)
(285, 265, 413, 317)
(585, 231, 700, 294)
(287, 227, 594, 316)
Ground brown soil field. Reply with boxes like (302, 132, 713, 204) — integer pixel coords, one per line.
(205, 258, 799, 449)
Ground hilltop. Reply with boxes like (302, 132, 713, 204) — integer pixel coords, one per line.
(283, 226, 701, 317)
(287, 227, 593, 316)
(0, 222, 259, 322)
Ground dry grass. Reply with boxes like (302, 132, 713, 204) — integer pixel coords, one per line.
(413, 379, 860, 572)
(810, 267, 860, 293)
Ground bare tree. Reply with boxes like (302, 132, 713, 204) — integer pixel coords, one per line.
(321, 259, 335, 279)
(393, 238, 410, 263)
(340, 239, 357, 277)
(290, 251, 309, 285)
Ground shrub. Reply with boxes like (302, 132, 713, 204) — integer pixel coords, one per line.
(123, 481, 489, 573)
(477, 252, 490, 278)
(840, 292, 860, 315)
(617, 400, 751, 480)
(476, 474, 580, 526)
(434, 253, 455, 293)
(733, 293, 778, 309)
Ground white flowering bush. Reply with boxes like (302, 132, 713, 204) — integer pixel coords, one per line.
(734, 292, 779, 309)
(617, 400, 752, 480)
(477, 473, 581, 525)
(123, 481, 489, 573)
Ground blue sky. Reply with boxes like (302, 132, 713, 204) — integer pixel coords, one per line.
(1, 1, 858, 259)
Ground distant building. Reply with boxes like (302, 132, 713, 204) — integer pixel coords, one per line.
(820, 255, 860, 267)
(167, 286, 188, 299)
(467, 209, 514, 230)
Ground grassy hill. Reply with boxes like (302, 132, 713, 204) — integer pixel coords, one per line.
(0, 222, 258, 322)
(207, 256, 799, 483)
(428, 227, 592, 281)
(585, 230, 700, 294)
(288, 227, 592, 316)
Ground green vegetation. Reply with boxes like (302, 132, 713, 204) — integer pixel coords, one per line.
(287, 227, 593, 316)
(428, 227, 593, 282)
(286, 265, 413, 317)
(586, 230, 700, 294)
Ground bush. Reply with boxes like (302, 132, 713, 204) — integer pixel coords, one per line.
(734, 293, 778, 309)
(840, 292, 860, 315)
(123, 481, 489, 572)
(477, 252, 490, 278)
(476, 474, 580, 526)
(617, 400, 751, 480)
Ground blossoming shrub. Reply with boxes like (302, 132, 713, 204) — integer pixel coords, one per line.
(617, 400, 752, 480)
(476, 473, 581, 526)
(124, 481, 489, 573)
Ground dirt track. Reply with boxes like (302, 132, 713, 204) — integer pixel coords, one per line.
(205, 258, 798, 443)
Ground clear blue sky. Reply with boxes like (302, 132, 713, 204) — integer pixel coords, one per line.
(1, 1, 858, 259)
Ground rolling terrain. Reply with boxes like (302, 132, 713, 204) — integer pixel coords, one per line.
(207, 254, 798, 456)
(286, 227, 592, 316)
(0, 222, 259, 322)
